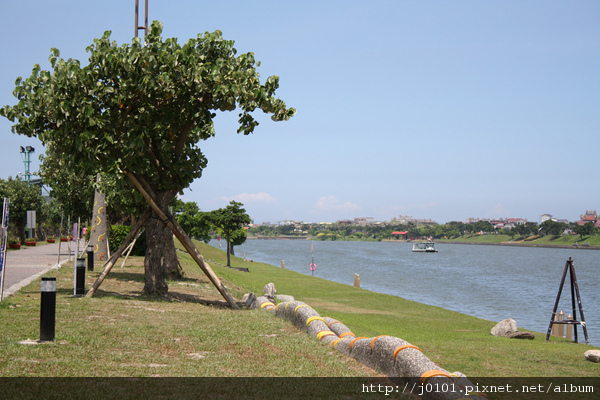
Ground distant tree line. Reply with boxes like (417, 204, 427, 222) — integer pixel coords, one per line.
(0, 176, 249, 267)
(247, 219, 599, 241)
(173, 199, 250, 266)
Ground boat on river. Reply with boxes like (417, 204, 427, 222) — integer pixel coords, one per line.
(412, 241, 438, 253)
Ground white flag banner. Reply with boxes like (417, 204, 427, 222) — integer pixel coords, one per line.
(1, 198, 10, 301)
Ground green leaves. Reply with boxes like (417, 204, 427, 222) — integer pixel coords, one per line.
(2, 20, 295, 203)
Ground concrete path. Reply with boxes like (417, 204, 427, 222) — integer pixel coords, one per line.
(1, 241, 83, 299)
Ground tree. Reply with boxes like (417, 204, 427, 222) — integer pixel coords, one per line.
(39, 197, 63, 239)
(573, 221, 597, 239)
(1, 21, 294, 295)
(0, 177, 45, 243)
(539, 219, 567, 237)
(211, 201, 251, 267)
(173, 199, 212, 243)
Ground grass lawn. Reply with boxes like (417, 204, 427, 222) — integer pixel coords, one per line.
(0, 239, 597, 387)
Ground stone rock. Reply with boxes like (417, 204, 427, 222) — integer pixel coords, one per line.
(585, 350, 600, 363)
(491, 318, 518, 337)
(508, 332, 535, 340)
(241, 292, 257, 308)
(275, 294, 295, 302)
(262, 283, 276, 299)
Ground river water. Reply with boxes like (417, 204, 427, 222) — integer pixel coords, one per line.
(211, 239, 599, 346)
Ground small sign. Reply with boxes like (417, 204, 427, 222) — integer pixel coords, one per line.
(27, 210, 36, 229)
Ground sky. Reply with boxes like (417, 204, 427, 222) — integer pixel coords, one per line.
(1, 1, 599, 224)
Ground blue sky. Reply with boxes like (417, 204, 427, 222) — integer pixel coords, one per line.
(1, 1, 599, 224)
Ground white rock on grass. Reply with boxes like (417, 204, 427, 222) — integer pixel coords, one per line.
(585, 350, 600, 363)
(491, 318, 518, 337)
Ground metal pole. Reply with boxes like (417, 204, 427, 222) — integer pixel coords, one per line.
(57, 211, 63, 265)
(545, 258, 570, 341)
(144, 0, 149, 36)
(135, 0, 139, 37)
(0, 198, 9, 301)
(135, 0, 149, 38)
(40, 277, 56, 341)
(569, 260, 589, 345)
(569, 260, 578, 343)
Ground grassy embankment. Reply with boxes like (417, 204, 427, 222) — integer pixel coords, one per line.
(437, 234, 600, 248)
(0, 240, 597, 380)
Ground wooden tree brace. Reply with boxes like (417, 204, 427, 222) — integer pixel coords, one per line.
(126, 171, 239, 309)
(86, 207, 152, 297)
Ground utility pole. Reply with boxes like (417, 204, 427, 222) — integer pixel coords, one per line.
(135, 0, 149, 38)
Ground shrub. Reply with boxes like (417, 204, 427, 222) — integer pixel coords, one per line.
(110, 225, 146, 256)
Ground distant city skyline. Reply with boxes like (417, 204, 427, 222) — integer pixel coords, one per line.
(1, 1, 598, 226)
(252, 209, 598, 226)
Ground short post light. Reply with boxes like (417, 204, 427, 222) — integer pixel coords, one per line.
(86, 245, 94, 271)
(74, 258, 86, 296)
(40, 277, 56, 341)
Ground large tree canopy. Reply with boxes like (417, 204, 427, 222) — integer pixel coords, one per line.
(2, 21, 294, 192)
(1, 21, 295, 295)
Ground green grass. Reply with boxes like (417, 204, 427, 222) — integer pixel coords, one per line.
(0, 240, 597, 383)
(0, 254, 378, 380)
(439, 234, 600, 247)
(197, 241, 599, 378)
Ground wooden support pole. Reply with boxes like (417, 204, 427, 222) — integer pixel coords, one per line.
(120, 228, 144, 269)
(126, 172, 239, 309)
(86, 208, 151, 297)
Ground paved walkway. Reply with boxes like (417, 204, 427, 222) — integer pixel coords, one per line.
(2, 241, 83, 299)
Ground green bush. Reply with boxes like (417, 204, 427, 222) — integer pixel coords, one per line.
(110, 225, 146, 256)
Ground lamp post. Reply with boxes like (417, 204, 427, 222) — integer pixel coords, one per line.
(19, 146, 35, 185)
(87, 244, 94, 271)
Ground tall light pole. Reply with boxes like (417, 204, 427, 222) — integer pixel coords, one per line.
(19, 146, 35, 185)
(135, 0, 149, 38)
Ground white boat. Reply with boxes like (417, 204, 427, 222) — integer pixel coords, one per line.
(412, 241, 438, 252)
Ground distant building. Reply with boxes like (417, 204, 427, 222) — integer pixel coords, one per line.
(391, 231, 408, 240)
(576, 210, 600, 228)
(467, 217, 527, 229)
(541, 214, 571, 225)
(394, 215, 437, 226)
(354, 217, 375, 226)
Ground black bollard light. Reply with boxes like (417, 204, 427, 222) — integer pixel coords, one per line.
(86, 245, 94, 271)
(40, 277, 56, 341)
(74, 258, 86, 296)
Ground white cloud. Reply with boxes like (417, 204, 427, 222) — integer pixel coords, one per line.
(221, 192, 276, 204)
(313, 195, 360, 213)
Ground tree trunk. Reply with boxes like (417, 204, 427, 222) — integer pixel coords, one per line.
(89, 175, 109, 262)
(142, 190, 178, 295)
(163, 228, 183, 280)
(143, 211, 169, 296)
(226, 233, 231, 267)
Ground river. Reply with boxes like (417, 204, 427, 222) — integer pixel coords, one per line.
(211, 239, 599, 346)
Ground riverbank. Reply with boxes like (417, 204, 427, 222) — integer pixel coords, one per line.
(437, 233, 600, 250)
(197, 242, 599, 377)
(438, 240, 600, 250)
(248, 233, 600, 250)
(1, 241, 597, 383)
